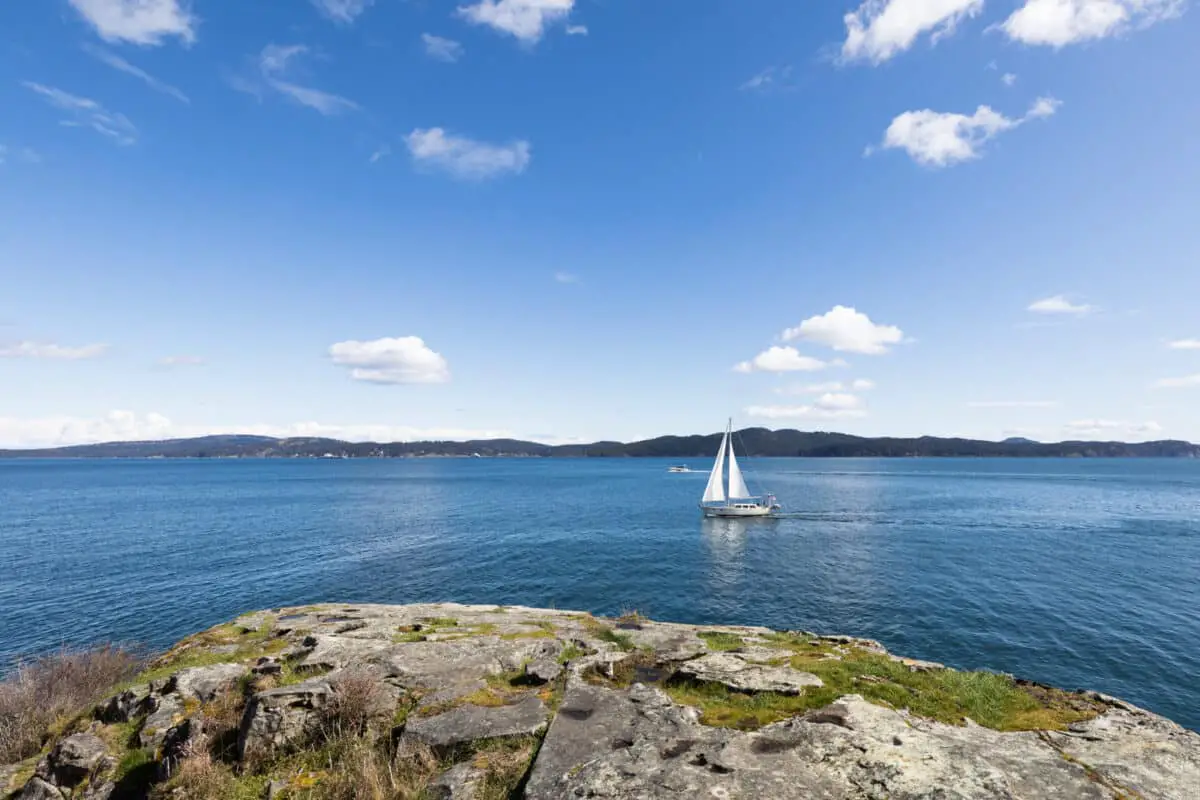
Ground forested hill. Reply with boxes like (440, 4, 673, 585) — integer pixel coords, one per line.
(1, 430, 1198, 458)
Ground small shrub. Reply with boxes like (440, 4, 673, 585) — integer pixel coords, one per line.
(0, 644, 145, 763)
(152, 749, 236, 799)
(306, 736, 439, 800)
(320, 670, 393, 739)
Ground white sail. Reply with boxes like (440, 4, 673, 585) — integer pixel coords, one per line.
(702, 431, 728, 504)
(727, 440, 751, 499)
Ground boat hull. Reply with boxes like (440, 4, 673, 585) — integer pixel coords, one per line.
(701, 504, 775, 518)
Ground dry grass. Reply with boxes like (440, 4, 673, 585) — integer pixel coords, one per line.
(305, 738, 440, 800)
(0, 644, 145, 763)
(319, 670, 395, 740)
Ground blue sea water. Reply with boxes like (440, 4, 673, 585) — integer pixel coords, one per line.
(1, 457, 1198, 730)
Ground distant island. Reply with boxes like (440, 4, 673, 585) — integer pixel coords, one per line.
(2, 429, 1198, 459)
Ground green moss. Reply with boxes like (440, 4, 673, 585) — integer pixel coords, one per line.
(393, 630, 427, 643)
(127, 634, 288, 688)
(668, 642, 1104, 732)
(698, 631, 745, 652)
(557, 644, 589, 664)
(114, 748, 153, 781)
(470, 736, 541, 800)
(500, 628, 555, 641)
(421, 617, 459, 628)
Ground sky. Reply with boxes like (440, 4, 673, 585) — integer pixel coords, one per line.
(2, 0, 1199, 448)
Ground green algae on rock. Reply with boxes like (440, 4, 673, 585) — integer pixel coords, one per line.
(3, 602, 1198, 799)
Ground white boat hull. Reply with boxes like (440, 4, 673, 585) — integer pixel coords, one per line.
(701, 503, 776, 518)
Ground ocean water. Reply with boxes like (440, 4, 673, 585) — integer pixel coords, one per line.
(1, 457, 1197, 730)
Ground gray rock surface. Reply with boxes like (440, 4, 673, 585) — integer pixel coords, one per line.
(17, 777, 64, 800)
(7, 602, 1197, 800)
(403, 695, 550, 751)
(44, 733, 106, 788)
(238, 677, 333, 759)
(168, 663, 247, 702)
(676, 652, 824, 694)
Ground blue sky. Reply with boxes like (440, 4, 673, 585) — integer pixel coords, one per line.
(2, 0, 1199, 448)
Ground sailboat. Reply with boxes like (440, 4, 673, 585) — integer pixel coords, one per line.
(699, 420, 781, 517)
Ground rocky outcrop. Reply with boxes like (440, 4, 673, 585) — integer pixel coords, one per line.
(4, 603, 1197, 799)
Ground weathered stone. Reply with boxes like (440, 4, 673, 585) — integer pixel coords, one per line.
(428, 762, 484, 799)
(238, 677, 333, 759)
(891, 655, 946, 672)
(676, 652, 823, 694)
(1046, 706, 1200, 799)
(96, 685, 150, 724)
(158, 716, 207, 779)
(17, 777, 64, 800)
(168, 663, 247, 702)
(45, 733, 106, 787)
(525, 659, 562, 684)
(403, 695, 549, 752)
(80, 780, 115, 799)
(139, 694, 184, 749)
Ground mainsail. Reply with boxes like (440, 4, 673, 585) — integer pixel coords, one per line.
(702, 430, 728, 504)
(727, 443, 751, 499)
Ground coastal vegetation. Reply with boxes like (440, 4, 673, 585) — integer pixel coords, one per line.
(3, 429, 1197, 459)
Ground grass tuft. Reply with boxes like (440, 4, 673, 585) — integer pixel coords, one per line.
(698, 631, 745, 652)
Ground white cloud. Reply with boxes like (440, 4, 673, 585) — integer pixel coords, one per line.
(369, 144, 391, 164)
(740, 66, 793, 92)
(815, 393, 864, 411)
(553, 271, 579, 283)
(1167, 339, 1200, 350)
(23, 82, 138, 145)
(252, 44, 359, 116)
(404, 128, 531, 180)
(0, 411, 518, 449)
(83, 44, 189, 103)
(877, 97, 1060, 167)
(1154, 373, 1200, 389)
(1027, 294, 1094, 314)
(158, 355, 205, 367)
(329, 336, 450, 385)
(0, 341, 108, 360)
(776, 379, 875, 395)
(1002, 72, 1018, 86)
(842, 0, 983, 64)
(68, 0, 197, 46)
(734, 346, 831, 374)
(1001, 0, 1183, 47)
(312, 0, 374, 23)
(1064, 419, 1164, 437)
(782, 306, 903, 355)
(458, 0, 575, 43)
(967, 400, 1059, 408)
(566, 24, 588, 35)
(745, 405, 868, 421)
(423, 33, 465, 62)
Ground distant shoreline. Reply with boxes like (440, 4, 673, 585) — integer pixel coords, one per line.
(2, 429, 1197, 459)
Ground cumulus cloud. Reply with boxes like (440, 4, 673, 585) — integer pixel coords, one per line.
(1154, 373, 1200, 389)
(842, 0, 983, 64)
(68, 0, 197, 46)
(745, 405, 868, 421)
(369, 144, 391, 164)
(23, 82, 138, 145)
(1167, 339, 1200, 350)
(458, 0, 576, 43)
(0, 341, 108, 360)
(404, 128, 531, 180)
(1064, 419, 1163, 437)
(329, 336, 450, 385)
(1028, 295, 1094, 314)
(565, 24, 588, 35)
(423, 33, 465, 62)
(734, 347, 832, 374)
(782, 306, 903, 355)
(1002, 72, 1018, 86)
(966, 400, 1059, 408)
(312, 0, 374, 23)
(83, 44, 189, 103)
(0, 411, 517, 449)
(814, 393, 864, 411)
(1001, 0, 1184, 47)
(877, 97, 1060, 167)
(740, 66, 793, 92)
